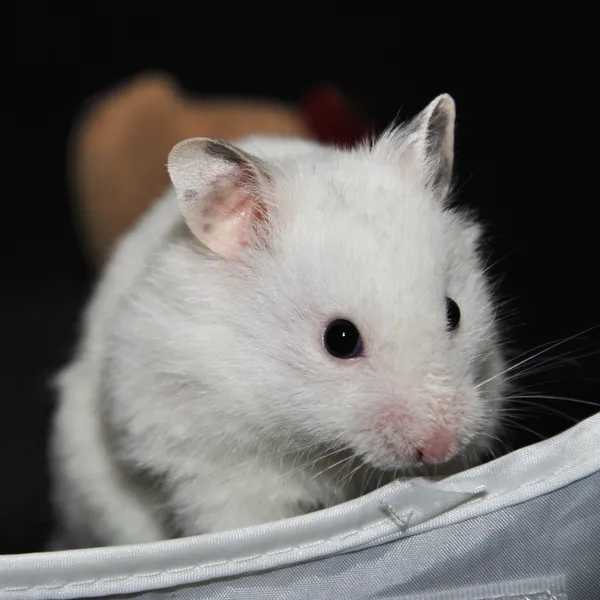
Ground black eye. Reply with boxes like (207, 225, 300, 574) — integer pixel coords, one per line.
(446, 297, 461, 331)
(323, 319, 363, 359)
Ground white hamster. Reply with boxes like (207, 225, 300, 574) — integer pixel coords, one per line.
(49, 93, 507, 549)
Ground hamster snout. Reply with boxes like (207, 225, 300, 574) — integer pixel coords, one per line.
(357, 385, 477, 470)
(415, 426, 458, 464)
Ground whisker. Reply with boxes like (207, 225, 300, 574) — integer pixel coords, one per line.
(477, 430, 512, 456)
(274, 446, 351, 484)
(361, 464, 379, 495)
(510, 376, 600, 392)
(508, 394, 600, 409)
(478, 323, 600, 389)
(482, 248, 518, 277)
(509, 348, 600, 380)
(220, 438, 336, 482)
(502, 401, 582, 424)
(307, 454, 356, 483)
(498, 416, 547, 442)
(338, 461, 368, 489)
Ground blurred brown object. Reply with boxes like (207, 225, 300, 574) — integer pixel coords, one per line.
(70, 72, 312, 268)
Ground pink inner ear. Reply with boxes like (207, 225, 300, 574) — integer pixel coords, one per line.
(224, 188, 255, 248)
(198, 180, 268, 256)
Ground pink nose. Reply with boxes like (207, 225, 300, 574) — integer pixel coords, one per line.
(417, 427, 457, 464)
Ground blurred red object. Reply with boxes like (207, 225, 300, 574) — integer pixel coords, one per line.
(301, 85, 373, 146)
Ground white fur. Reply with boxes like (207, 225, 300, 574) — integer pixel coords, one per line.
(50, 99, 506, 548)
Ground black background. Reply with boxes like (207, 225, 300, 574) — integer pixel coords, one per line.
(3, 7, 596, 554)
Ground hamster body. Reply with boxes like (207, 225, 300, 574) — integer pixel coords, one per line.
(50, 95, 507, 549)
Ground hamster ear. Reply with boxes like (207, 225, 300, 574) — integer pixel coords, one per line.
(167, 137, 272, 258)
(382, 94, 456, 200)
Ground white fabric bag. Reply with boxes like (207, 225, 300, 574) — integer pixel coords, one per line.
(1, 412, 598, 600)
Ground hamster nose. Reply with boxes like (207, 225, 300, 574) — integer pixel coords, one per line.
(417, 427, 457, 464)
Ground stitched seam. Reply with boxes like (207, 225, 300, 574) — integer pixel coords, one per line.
(3, 452, 595, 594)
(2, 519, 388, 593)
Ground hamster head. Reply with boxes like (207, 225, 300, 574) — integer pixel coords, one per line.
(167, 94, 507, 475)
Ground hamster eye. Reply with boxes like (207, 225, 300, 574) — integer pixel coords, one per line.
(323, 319, 363, 359)
(446, 297, 461, 331)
